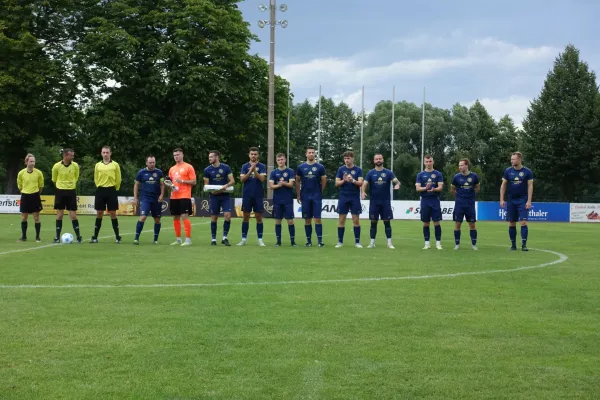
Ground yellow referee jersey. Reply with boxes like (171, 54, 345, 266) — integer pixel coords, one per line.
(17, 168, 44, 194)
(52, 161, 80, 190)
(94, 160, 122, 190)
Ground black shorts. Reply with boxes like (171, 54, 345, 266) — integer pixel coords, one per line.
(95, 186, 118, 211)
(170, 198, 193, 216)
(20, 193, 42, 214)
(54, 189, 78, 211)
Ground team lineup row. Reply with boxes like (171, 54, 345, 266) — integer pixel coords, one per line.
(15, 146, 534, 251)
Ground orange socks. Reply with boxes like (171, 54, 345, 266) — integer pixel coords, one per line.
(184, 219, 191, 238)
(173, 219, 181, 237)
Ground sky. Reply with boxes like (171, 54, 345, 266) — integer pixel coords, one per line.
(238, 0, 600, 126)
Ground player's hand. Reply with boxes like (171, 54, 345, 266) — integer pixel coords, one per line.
(158, 195, 163, 202)
(361, 192, 366, 200)
(394, 182, 400, 190)
(425, 182, 432, 190)
(297, 197, 301, 204)
(500, 201, 505, 208)
(133, 197, 138, 204)
(525, 201, 531, 210)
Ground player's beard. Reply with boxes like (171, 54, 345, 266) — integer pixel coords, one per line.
(375, 162, 383, 167)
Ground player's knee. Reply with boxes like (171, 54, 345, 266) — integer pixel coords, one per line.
(314, 218, 321, 224)
(383, 220, 391, 228)
(370, 220, 377, 227)
(520, 221, 527, 226)
(469, 222, 476, 229)
(139, 216, 147, 222)
(305, 219, 312, 225)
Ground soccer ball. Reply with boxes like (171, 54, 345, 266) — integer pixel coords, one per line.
(61, 233, 74, 244)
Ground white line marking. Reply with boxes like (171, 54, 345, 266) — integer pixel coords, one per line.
(0, 247, 568, 289)
(0, 221, 210, 256)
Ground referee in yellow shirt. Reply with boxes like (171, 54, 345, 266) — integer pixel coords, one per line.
(17, 153, 44, 242)
(52, 148, 82, 243)
(91, 145, 122, 243)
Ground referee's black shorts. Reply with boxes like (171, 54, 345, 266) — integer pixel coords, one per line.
(54, 189, 78, 211)
(20, 193, 42, 214)
(95, 186, 119, 211)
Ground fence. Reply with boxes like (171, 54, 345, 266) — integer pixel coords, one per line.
(1, 194, 598, 222)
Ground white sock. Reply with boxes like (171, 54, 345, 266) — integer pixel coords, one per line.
(425, 241, 430, 246)
(370, 239, 375, 245)
(436, 240, 441, 246)
(387, 238, 392, 245)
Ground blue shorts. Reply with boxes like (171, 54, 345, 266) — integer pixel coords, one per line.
(140, 200, 162, 218)
(420, 199, 442, 222)
(301, 197, 322, 219)
(209, 195, 231, 215)
(506, 200, 528, 222)
(453, 204, 476, 223)
(242, 196, 264, 213)
(369, 202, 393, 221)
(337, 197, 362, 215)
(274, 202, 294, 220)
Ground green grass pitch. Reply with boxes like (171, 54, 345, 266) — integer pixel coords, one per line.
(1, 215, 599, 399)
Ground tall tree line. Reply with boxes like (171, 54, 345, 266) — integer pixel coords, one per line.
(288, 45, 600, 202)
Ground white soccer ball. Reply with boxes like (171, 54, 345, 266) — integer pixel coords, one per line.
(61, 233, 74, 244)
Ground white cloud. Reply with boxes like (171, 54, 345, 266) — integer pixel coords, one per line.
(463, 95, 532, 127)
(277, 34, 559, 89)
(307, 88, 369, 113)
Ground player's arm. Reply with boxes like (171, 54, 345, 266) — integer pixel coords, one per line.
(475, 183, 481, 193)
(115, 162, 122, 191)
(527, 179, 533, 207)
(255, 164, 267, 182)
(203, 177, 209, 186)
(159, 177, 165, 202)
(224, 173, 235, 190)
(352, 169, 364, 187)
(295, 177, 302, 201)
(51, 163, 58, 184)
(391, 176, 400, 190)
(320, 175, 327, 192)
(133, 180, 139, 202)
(281, 178, 294, 188)
(269, 177, 280, 189)
(94, 163, 99, 187)
(361, 180, 368, 199)
(240, 164, 249, 183)
(431, 182, 444, 192)
(335, 168, 345, 187)
(38, 170, 44, 192)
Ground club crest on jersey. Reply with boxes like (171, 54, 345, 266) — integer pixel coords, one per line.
(467, 177, 472, 182)
(431, 174, 436, 179)
(283, 172, 288, 177)
(351, 170, 356, 175)
(312, 167, 317, 171)
(381, 173, 386, 177)
(519, 172, 524, 177)
(219, 169, 223, 173)
(153, 173, 157, 177)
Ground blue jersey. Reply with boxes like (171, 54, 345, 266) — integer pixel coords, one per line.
(503, 166, 533, 200)
(416, 170, 443, 199)
(204, 163, 233, 196)
(336, 165, 362, 198)
(365, 168, 396, 203)
(451, 172, 479, 205)
(296, 162, 326, 199)
(135, 168, 164, 202)
(269, 167, 295, 204)
(241, 162, 266, 199)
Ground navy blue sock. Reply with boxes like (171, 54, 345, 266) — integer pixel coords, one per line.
(353, 226, 361, 243)
(384, 221, 392, 239)
(509, 226, 517, 246)
(315, 223, 323, 243)
(370, 221, 377, 239)
(288, 224, 295, 243)
(305, 224, 312, 243)
(154, 223, 161, 241)
(257, 222, 263, 239)
(338, 227, 345, 243)
(211, 221, 217, 240)
(434, 225, 442, 241)
(72, 219, 80, 239)
(275, 224, 282, 243)
(521, 225, 528, 246)
(241, 221, 249, 239)
(223, 220, 230, 238)
(454, 230, 460, 245)
(135, 221, 144, 240)
(470, 229, 477, 245)
(423, 226, 430, 241)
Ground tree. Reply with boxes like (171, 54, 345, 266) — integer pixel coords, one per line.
(522, 44, 600, 201)
(77, 0, 290, 176)
(0, 1, 83, 193)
